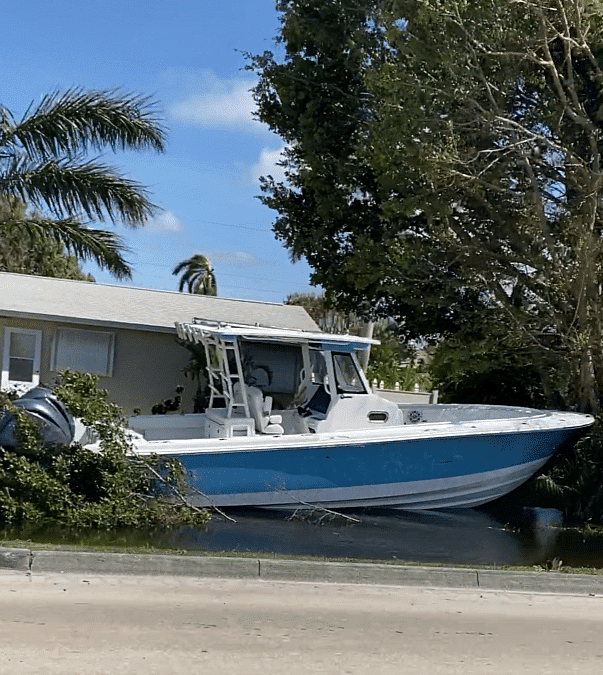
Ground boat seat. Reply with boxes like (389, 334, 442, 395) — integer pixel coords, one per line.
(246, 385, 284, 435)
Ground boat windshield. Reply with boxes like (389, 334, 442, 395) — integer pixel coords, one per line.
(333, 352, 367, 394)
(309, 350, 328, 385)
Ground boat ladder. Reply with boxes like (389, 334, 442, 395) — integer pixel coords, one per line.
(203, 334, 250, 419)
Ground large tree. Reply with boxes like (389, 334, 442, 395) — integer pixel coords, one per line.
(249, 0, 483, 340)
(252, 0, 603, 412)
(249, 1, 387, 311)
(0, 88, 166, 279)
(367, 0, 603, 411)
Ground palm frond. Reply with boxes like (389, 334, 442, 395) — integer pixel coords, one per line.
(0, 156, 156, 226)
(0, 88, 165, 280)
(172, 259, 192, 277)
(3, 217, 133, 279)
(4, 88, 166, 159)
(0, 105, 16, 147)
(172, 254, 217, 295)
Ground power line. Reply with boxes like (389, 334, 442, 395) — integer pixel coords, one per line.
(220, 272, 309, 286)
(134, 261, 309, 287)
(188, 218, 275, 233)
(219, 284, 288, 296)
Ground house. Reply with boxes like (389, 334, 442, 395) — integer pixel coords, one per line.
(0, 273, 319, 415)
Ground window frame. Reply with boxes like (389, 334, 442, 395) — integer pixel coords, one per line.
(1, 327, 42, 390)
(51, 327, 115, 377)
(332, 351, 368, 395)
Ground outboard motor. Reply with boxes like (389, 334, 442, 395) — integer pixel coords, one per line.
(0, 386, 75, 449)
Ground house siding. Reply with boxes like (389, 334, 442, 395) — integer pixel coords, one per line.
(110, 327, 194, 414)
(0, 317, 195, 415)
(0, 273, 320, 415)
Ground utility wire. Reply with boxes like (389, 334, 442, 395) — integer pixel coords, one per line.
(134, 261, 308, 287)
(187, 218, 275, 233)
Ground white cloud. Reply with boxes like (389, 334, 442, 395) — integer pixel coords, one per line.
(168, 71, 266, 133)
(145, 211, 184, 232)
(208, 250, 267, 266)
(250, 146, 288, 185)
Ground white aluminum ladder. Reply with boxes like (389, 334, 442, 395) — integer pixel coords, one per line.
(203, 334, 250, 419)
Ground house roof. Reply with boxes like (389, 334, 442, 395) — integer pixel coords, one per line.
(0, 273, 320, 334)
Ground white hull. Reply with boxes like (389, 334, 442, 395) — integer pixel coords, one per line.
(117, 321, 595, 512)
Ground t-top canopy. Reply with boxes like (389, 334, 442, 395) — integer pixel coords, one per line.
(175, 319, 379, 351)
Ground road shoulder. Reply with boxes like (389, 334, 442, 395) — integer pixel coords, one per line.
(2, 545, 603, 595)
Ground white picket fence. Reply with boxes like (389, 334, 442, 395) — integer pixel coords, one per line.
(372, 379, 439, 404)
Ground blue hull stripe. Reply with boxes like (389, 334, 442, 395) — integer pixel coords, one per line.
(187, 457, 551, 509)
(175, 427, 577, 499)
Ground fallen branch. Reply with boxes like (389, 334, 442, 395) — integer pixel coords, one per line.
(283, 493, 360, 524)
(131, 455, 236, 523)
(188, 484, 237, 523)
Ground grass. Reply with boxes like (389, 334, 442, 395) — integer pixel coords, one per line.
(2, 537, 603, 575)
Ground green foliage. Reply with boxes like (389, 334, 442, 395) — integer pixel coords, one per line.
(430, 342, 546, 407)
(177, 340, 210, 413)
(0, 372, 209, 528)
(0, 197, 95, 280)
(0, 88, 166, 279)
(367, 0, 603, 411)
(248, 0, 387, 314)
(252, 0, 603, 412)
(286, 292, 337, 324)
(365, 324, 432, 391)
(529, 415, 603, 525)
(285, 292, 364, 333)
(428, 313, 550, 406)
(151, 385, 183, 415)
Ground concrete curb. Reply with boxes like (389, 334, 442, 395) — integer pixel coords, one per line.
(30, 550, 260, 578)
(259, 558, 479, 588)
(0, 546, 30, 572)
(1, 546, 602, 595)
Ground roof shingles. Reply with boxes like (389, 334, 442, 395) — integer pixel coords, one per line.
(0, 273, 320, 333)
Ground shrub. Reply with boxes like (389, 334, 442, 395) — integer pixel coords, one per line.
(0, 371, 209, 528)
(530, 415, 603, 525)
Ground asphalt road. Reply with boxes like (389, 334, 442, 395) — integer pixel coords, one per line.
(0, 571, 602, 675)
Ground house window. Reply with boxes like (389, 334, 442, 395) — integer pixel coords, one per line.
(52, 328, 115, 376)
(1, 327, 42, 390)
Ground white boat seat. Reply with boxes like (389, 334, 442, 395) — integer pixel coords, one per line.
(243, 385, 284, 435)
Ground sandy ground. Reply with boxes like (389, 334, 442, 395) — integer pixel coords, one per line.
(0, 572, 602, 675)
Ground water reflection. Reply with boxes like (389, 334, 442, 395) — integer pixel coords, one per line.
(4, 504, 602, 568)
(169, 506, 550, 567)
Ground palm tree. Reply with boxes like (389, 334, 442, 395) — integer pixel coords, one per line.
(172, 254, 217, 295)
(0, 196, 94, 280)
(0, 88, 166, 279)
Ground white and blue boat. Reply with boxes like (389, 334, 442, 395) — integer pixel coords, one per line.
(123, 320, 593, 510)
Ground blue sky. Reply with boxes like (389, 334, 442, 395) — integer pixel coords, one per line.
(2, 1, 317, 303)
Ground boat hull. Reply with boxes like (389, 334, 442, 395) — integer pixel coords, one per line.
(152, 421, 587, 510)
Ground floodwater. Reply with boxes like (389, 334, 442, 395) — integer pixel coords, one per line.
(4, 502, 603, 569)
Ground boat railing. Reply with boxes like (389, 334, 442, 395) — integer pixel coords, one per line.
(374, 384, 439, 405)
